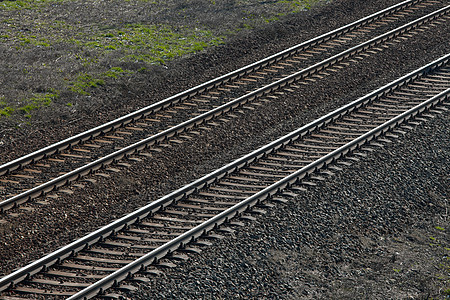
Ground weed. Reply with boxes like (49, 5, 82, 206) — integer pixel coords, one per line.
(68, 67, 130, 95)
(75, 54, 98, 66)
(0, 106, 15, 117)
(242, 23, 254, 30)
(103, 67, 128, 79)
(1, 97, 14, 117)
(0, 91, 58, 119)
(80, 24, 223, 65)
(264, 16, 280, 23)
(18, 91, 58, 115)
(0, 0, 63, 11)
(69, 73, 105, 95)
(18, 35, 50, 47)
(276, 0, 323, 12)
(435, 226, 445, 231)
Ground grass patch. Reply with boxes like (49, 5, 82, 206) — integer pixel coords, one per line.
(18, 34, 51, 47)
(277, 0, 318, 12)
(0, 0, 63, 11)
(69, 73, 105, 95)
(0, 97, 15, 117)
(68, 67, 132, 95)
(103, 67, 129, 79)
(6, 22, 224, 96)
(0, 91, 59, 119)
(1, 96, 15, 117)
(81, 24, 224, 65)
(0, 107, 15, 117)
(238, 0, 325, 31)
(61, 24, 224, 96)
(18, 91, 58, 117)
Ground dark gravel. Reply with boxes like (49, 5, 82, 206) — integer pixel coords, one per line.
(0, 0, 448, 298)
(130, 107, 449, 299)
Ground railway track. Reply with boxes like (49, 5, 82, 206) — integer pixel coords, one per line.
(0, 53, 448, 299)
(0, 0, 448, 215)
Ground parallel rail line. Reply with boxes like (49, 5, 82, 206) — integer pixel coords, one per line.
(0, 53, 448, 299)
(0, 3, 448, 214)
(0, 0, 427, 173)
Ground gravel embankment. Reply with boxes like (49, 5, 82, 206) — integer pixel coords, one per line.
(130, 109, 449, 299)
(0, 0, 448, 298)
(1, 0, 449, 275)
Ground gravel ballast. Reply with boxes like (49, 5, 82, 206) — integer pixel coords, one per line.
(130, 109, 449, 299)
(0, 0, 448, 298)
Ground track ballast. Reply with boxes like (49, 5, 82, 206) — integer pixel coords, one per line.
(0, 51, 448, 299)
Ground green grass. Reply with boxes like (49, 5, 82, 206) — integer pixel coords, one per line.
(63, 24, 224, 95)
(0, 98, 15, 117)
(0, 91, 59, 119)
(0, 0, 63, 10)
(1, 21, 225, 104)
(1, 96, 15, 117)
(18, 34, 51, 47)
(3, 20, 224, 95)
(69, 73, 105, 95)
(18, 91, 58, 117)
(277, 0, 317, 12)
(103, 67, 129, 79)
(81, 24, 224, 65)
(67, 67, 133, 95)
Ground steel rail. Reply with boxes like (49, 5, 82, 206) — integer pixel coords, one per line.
(0, 53, 448, 294)
(0, 0, 425, 176)
(0, 7, 448, 213)
(68, 89, 450, 300)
